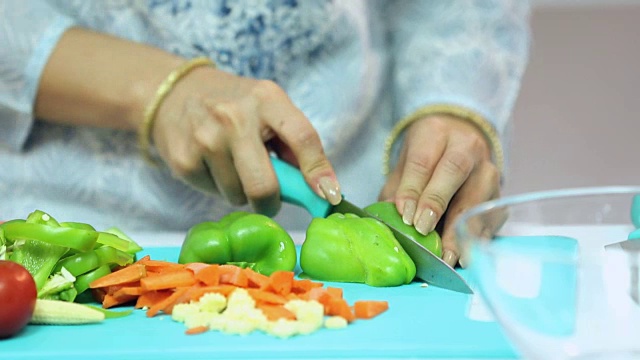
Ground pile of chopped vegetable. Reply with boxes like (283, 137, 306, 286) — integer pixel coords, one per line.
(0, 210, 142, 303)
(90, 257, 389, 338)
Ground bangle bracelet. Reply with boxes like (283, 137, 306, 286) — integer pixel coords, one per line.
(382, 104, 504, 175)
(138, 56, 216, 165)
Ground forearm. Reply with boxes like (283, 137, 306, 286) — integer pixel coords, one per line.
(34, 27, 184, 131)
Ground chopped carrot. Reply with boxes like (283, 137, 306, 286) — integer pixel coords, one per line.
(218, 265, 249, 287)
(103, 293, 138, 309)
(113, 285, 145, 297)
(140, 269, 197, 291)
(89, 264, 146, 288)
(135, 290, 172, 309)
(194, 264, 220, 286)
(327, 297, 356, 322)
(185, 262, 211, 274)
(326, 287, 343, 299)
(188, 285, 238, 301)
(244, 268, 269, 288)
(137, 258, 186, 269)
(292, 278, 323, 294)
(146, 287, 189, 317)
(185, 325, 209, 335)
(134, 255, 151, 263)
(257, 304, 296, 321)
(247, 289, 287, 305)
(354, 300, 389, 319)
(263, 271, 294, 296)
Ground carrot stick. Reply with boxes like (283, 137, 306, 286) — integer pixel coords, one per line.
(102, 293, 138, 309)
(185, 325, 209, 335)
(140, 269, 196, 291)
(89, 264, 146, 288)
(189, 285, 237, 301)
(135, 290, 172, 309)
(146, 287, 189, 317)
(194, 264, 220, 286)
(354, 300, 389, 319)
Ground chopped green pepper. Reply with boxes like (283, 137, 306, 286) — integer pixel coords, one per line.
(300, 213, 416, 287)
(178, 211, 297, 275)
(364, 201, 443, 258)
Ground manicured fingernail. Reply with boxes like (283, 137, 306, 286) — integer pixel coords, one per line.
(414, 209, 437, 235)
(443, 250, 458, 268)
(402, 200, 417, 225)
(318, 177, 342, 205)
(459, 255, 468, 268)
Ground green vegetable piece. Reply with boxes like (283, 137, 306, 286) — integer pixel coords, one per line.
(2, 222, 98, 252)
(60, 222, 96, 231)
(364, 201, 443, 258)
(74, 264, 111, 295)
(9, 238, 69, 291)
(26, 210, 60, 227)
(86, 305, 133, 319)
(300, 212, 416, 287)
(38, 268, 77, 301)
(54, 250, 101, 277)
(178, 211, 297, 275)
(103, 227, 143, 255)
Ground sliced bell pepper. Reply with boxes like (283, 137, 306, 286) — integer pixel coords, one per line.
(364, 201, 443, 258)
(300, 213, 416, 287)
(178, 212, 297, 275)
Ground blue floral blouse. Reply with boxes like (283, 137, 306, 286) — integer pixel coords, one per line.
(0, 0, 530, 232)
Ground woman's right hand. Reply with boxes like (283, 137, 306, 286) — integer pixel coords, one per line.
(149, 66, 341, 216)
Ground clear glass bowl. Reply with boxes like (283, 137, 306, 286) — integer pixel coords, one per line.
(455, 186, 640, 360)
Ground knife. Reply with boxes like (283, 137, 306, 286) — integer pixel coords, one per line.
(271, 157, 473, 294)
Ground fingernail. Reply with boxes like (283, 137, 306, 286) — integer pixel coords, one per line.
(458, 255, 468, 268)
(318, 177, 342, 205)
(414, 209, 437, 235)
(402, 200, 417, 225)
(443, 250, 458, 268)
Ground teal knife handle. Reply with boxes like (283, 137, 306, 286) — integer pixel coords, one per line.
(632, 194, 640, 229)
(271, 156, 332, 218)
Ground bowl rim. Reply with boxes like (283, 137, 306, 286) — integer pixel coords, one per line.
(455, 185, 640, 241)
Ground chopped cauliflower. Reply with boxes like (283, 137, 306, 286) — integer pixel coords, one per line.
(324, 316, 349, 329)
(172, 287, 355, 338)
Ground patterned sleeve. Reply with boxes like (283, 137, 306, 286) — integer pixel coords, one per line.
(385, 0, 531, 134)
(0, 1, 76, 151)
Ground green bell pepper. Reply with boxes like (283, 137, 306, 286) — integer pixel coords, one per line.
(364, 201, 443, 258)
(300, 213, 416, 287)
(178, 211, 297, 275)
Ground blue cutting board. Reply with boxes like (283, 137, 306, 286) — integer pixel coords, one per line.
(1, 247, 518, 360)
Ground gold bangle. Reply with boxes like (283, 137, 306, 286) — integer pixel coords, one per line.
(382, 104, 504, 175)
(138, 56, 216, 165)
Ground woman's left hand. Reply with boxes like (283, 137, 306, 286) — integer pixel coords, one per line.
(379, 114, 501, 268)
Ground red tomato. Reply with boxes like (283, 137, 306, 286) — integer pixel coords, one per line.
(0, 260, 37, 338)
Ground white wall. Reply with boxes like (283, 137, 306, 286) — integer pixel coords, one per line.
(503, 2, 640, 195)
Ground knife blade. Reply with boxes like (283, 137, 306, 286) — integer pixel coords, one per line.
(271, 156, 473, 294)
(605, 238, 640, 305)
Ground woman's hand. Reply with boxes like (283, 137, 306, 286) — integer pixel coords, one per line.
(378, 114, 501, 267)
(151, 67, 341, 216)
(34, 28, 341, 217)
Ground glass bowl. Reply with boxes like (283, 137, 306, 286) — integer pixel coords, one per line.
(455, 186, 640, 360)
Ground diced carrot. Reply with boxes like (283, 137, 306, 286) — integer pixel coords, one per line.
(185, 325, 209, 335)
(218, 265, 249, 287)
(354, 300, 389, 319)
(135, 290, 172, 309)
(244, 268, 269, 288)
(138, 258, 186, 269)
(140, 269, 197, 291)
(292, 278, 323, 294)
(257, 304, 296, 321)
(327, 297, 356, 323)
(134, 255, 151, 263)
(194, 264, 220, 286)
(326, 286, 343, 299)
(263, 271, 294, 296)
(89, 264, 146, 288)
(247, 289, 287, 305)
(146, 287, 189, 317)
